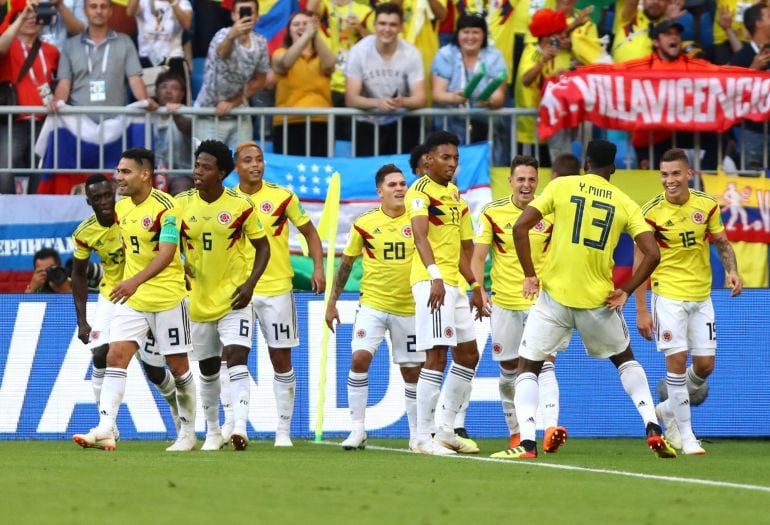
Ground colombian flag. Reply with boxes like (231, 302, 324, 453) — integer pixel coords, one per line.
(220, 0, 300, 54)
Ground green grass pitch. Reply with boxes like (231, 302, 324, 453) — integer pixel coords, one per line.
(1, 438, 768, 524)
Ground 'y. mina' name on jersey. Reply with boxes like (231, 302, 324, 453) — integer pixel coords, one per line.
(115, 189, 186, 312)
(405, 176, 464, 287)
(529, 174, 650, 309)
(476, 196, 552, 310)
(236, 182, 311, 297)
(177, 188, 266, 322)
(642, 190, 724, 302)
(72, 216, 125, 300)
(343, 206, 415, 316)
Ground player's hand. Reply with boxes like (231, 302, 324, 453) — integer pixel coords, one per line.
(109, 278, 139, 303)
(311, 268, 326, 295)
(605, 288, 628, 311)
(726, 271, 743, 297)
(636, 309, 655, 341)
(470, 288, 490, 320)
(522, 275, 540, 300)
(77, 321, 92, 345)
(428, 278, 445, 313)
(231, 280, 255, 310)
(325, 304, 340, 333)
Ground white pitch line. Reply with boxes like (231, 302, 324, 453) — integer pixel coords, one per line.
(313, 440, 770, 494)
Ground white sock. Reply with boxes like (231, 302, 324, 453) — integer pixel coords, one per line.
(96, 367, 126, 434)
(219, 361, 233, 429)
(274, 370, 296, 434)
(199, 371, 221, 434)
(686, 366, 706, 395)
(404, 382, 417, 440)
(347, 371, 368, 433)
(438, 363, 475, 434)
(174, 371, 197, 433)
(498, 366, 518, 435)
(453, 402, 468, 429)
(228, 365, 250, 435)
(416, 368, 443, 440)
(539, 361, 560, 429)
(667, 372, 695, 441)
(91, 366, 105, 407)
(154, 369, 179, 423)
(617, 360, 657, 426)
(513, 372, 538, 443)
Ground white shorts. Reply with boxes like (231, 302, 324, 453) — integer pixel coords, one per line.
(110, 298, 193, 360)
(651, 294, 717, 357)
(139, 331, 166, 368)
(252, 292, 299, 348)
(351, 304, 424, 366)
(190, 307, 254, 361)
(520, 290, 629, 361)
(89, 294, 115, 350)
(490, 303, 567, 362)
(412, 281, 476, 351)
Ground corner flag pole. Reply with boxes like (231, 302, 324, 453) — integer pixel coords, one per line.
(315, 171, 341, 442)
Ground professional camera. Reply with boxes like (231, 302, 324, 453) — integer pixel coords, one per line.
(64, 259, 104, 292)
(35, 2, 58, 26)
(45, 265, 69, 286)
(549, 36, 561, 49)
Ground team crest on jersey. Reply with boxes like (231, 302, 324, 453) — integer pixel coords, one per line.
(402, 225, 412, 238)
(141, 215, 153, 229)
(217, 211, 232, 225)
(492, 343, 502, 354)
(691, 211, 705, 224)
(355, 329, 366, 339)
(444, 327, 454, 338)
(533, 220, 546, 232)
(260, 201, 273, 214)
(662, 330, 673, 342)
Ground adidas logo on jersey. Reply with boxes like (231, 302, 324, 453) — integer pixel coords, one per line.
(189, 216, 197, 222)
(373, 228, 381, 234)
(664, 220, 675, 227)
(504, 223, 513, 229)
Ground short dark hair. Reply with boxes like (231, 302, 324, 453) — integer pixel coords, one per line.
(375, 2, 402, 21)
(660, 148, 689, 165)
(744, 3, 766, 36)
(196, 140, 235, 174)
(511, 154, 539, 171)
(424, 130, 460, 153)
(375, 164, 403, 187)
(155, 70, 186, 93)
(33, 247, 61, 267)
(409, 144, 429, 174)
(121, 148, 155, 173)
(453, 14, 488, 48)
(585, 139, 616, 170)
(551, 153, 581, 176)
(85, 173, 110, 188)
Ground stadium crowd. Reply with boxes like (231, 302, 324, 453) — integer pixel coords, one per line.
(2, 0, 770, 194)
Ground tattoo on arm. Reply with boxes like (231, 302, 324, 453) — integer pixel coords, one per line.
(333, 259, 353, 299)
(715, 236, 738, 273)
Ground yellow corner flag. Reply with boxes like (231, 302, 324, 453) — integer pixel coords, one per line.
(315, 172, 341, 442)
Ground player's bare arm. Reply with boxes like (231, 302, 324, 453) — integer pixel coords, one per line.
(71, 257, 92, 344)
(232, 236, 271, 310)
(411, 214, 444, 312)
(460, 245, 487, 319)
(610, 231, 660, 311)
(513, 206, 543, 300)
(712, 231, 743, 297)
(109, 241, 177, 303)
(632, 244, 655, 340)
(325, 254, 357, 332)
(298, 221, 326, 294)
(471, 242, 492, 318)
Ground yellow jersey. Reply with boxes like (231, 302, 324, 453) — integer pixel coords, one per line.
(713, 0, 748, 45)
(641, 190, 724, 302)
(318, 0, 375, 93)
(177, 188, 266, 322)
(72, 215, 125, 300)
(612, 4, 656, 63)
(236, 182, 312, 296)
(529, 174, 650, 308)
(406, 176, 464, 287)
(343, 206, 415, 316)
(115, 189, 186, 312)
(476, 196, 551, 309)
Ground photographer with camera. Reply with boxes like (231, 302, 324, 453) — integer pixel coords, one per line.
(24, 247, 72, 293)
(34, 0, 87, 49)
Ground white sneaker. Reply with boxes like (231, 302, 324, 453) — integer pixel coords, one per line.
(72, 427, 116, 451)
(274, 431, 293, 447)
(408, 438, 419, 452)
(221, 421, 234, 444)
(681, 439, 706, 455)
(340, 431, 367, 450)
(414, 438, 457, 456)
(201, 433, 225, 451)
(434, 429, 479, 454)
(655, 402, 682, 451)
(166, 430, 197, 452)
(113, 426, 121, 442)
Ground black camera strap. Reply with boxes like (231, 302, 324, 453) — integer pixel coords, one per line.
(17, 38, 42, 85)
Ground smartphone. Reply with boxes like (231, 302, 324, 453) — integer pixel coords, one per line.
(549, 36, 561, 48)
(239, 6, 252, 20)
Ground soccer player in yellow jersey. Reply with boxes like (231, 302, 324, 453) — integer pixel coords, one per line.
(512, 139, 676, 459)
(231, 141, 325, 447)
(405, 130, 485, 456)
(634, 148, 742, 455)
(177, 141, 270, 452)
(324, 164, 424, 451)
(72, 174, 181, 440)
(73, 148, 198, 452)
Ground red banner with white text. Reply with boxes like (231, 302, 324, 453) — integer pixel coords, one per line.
(537, 64, 770, 141)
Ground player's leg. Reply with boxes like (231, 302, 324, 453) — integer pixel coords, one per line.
(218, 352, 233, 442)
(540, 356, 568, 454)
(389, 312, 423, 450)
(91, 345, 108, 407)
(489, 305, 526, 449)
(88, 294, 115, 408)
(139, 332, 180, 435)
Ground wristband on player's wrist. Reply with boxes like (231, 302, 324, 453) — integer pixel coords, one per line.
(427, 264, 442, 280)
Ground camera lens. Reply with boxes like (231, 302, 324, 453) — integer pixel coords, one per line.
(46, 266, 69, 286)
